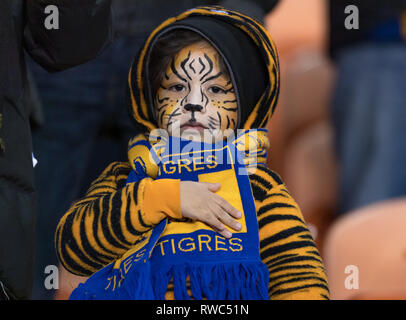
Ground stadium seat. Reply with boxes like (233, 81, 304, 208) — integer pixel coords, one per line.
(324, 198, 406, 300)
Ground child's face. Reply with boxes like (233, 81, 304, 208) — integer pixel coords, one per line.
(155, 42, 238, 142)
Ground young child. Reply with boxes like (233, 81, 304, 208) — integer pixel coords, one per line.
(55, 6, 329, 300)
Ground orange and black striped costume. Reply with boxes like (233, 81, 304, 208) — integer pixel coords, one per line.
(55, 6, 329, 300)
(56, 162, 329, 299)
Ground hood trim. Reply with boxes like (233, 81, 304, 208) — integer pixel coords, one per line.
(128, 6, 280, 133)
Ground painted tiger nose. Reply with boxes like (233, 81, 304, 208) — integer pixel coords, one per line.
(184, 104, 203, 113)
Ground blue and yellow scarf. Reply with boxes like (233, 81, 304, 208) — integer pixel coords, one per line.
(70, 129, 270, 300)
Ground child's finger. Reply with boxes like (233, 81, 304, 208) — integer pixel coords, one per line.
(214, 194, 242, 219)
(211, 224, 232, 239)
(204, 213, 225, 233)
(217, 208, 242, 232)
(218, 229, 232, 239)
(202, 207, 233, 238)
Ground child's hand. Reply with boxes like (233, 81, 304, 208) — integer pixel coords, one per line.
(180, 181, 242, 238)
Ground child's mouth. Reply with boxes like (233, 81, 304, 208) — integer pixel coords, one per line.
(180, 122, 208, 132)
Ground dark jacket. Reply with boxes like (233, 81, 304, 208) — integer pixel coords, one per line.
(0, 0, 112, 299)
(328, 0, 406, 58)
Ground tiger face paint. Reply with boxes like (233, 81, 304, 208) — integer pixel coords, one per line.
(155, 42, 238, 142)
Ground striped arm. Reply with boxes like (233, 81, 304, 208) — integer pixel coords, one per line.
(55, 162, 163, 276)
(251, 166, 330, 300)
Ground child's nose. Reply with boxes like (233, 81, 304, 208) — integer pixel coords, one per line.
(184, 104, 203, 113)
(183, 86, 206, 113)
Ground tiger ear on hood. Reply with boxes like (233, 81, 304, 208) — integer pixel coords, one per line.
(128, 6, 280, 134)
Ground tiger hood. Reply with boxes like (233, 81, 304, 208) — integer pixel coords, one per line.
(128, 6, 280, 133)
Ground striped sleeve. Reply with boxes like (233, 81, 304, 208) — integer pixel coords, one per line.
(55, 161, 180, 276)
(250, 165, 330, 300)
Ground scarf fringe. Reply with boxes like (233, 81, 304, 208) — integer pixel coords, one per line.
(69, 261, 269, 300)
(153, 261, 270, 300)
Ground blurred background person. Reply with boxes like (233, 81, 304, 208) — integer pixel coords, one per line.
(29, 0, 280, 300)
(324, 0, 406, 300)
(266, 0, 406, 246)
(0, 0, 112, 300)
(329, 0, 406, 215)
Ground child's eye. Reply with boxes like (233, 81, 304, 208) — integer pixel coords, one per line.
(169, 84, 186, 92)
(208, 86, 226, 94)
